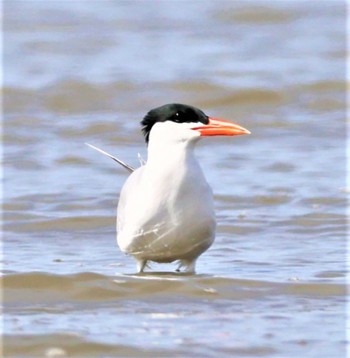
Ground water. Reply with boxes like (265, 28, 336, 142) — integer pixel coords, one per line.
(3, 1, 347, 357)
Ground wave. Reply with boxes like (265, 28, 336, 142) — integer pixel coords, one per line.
(3, 271, 346, 305)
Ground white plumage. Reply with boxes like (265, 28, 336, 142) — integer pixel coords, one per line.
(117, 121, 216, 273)
(88, 103, 250, 273)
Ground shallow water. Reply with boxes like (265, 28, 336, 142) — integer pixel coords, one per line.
(3, 1, 347, 357)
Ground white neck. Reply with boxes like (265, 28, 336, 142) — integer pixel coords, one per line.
(145, 121, 201, 169)
(147, 137, 196, 166)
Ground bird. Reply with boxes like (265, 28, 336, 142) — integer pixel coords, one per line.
(87, 103, 250, 274)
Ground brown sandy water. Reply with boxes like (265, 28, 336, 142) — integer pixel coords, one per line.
(3, 1, 347, 357)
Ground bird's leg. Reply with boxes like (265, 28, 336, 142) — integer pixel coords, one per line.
(136, 259, 148, 273)
(176, 259, 197, 274)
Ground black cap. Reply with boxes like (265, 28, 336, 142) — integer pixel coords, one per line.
(141, 103, 209, 143)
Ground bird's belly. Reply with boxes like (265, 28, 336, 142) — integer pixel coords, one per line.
(117, 215, 215, 262)
(117, 162, 216, 262)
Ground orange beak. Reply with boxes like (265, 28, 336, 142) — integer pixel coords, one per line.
(192, 117, 251, 136)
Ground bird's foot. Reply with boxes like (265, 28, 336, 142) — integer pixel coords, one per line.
(136, 259, 149, 273)
(176, 259, 197, 274)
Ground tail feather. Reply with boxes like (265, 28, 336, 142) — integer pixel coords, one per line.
(86, 143, 134, 173)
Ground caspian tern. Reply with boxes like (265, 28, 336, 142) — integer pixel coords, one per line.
(87, 103, 250, 273)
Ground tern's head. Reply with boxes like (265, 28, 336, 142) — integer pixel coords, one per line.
(141, 103, 250, 145)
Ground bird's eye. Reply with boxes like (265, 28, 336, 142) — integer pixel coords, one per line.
(173, 112, 181, 123)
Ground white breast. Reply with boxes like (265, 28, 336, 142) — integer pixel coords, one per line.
(116, 138, 216, 264)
